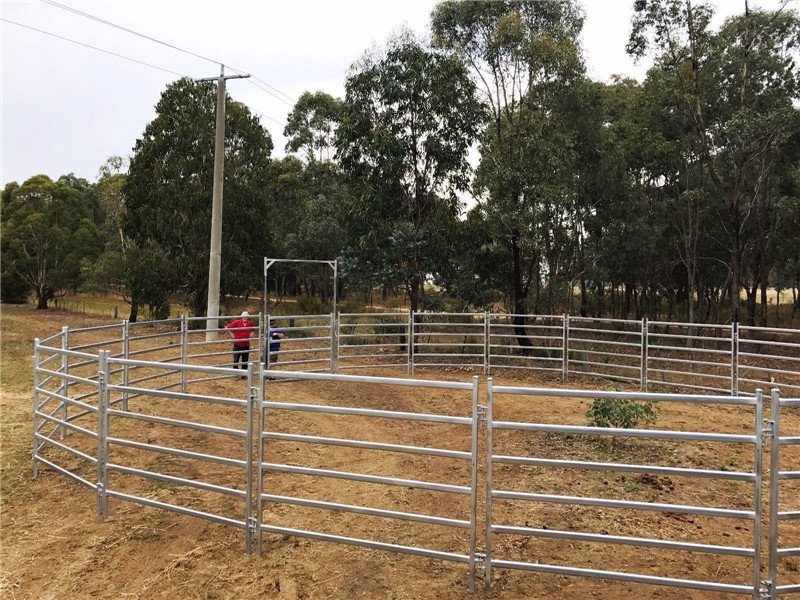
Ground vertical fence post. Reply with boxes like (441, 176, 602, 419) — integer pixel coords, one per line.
(255, 360, 266, 556)
(257, 312, 264, 363)
(484, 376, 494, 591)
(753, 389, 764, 598)
(732, 321, 739, 396)
(641, 318, 648, 392)
(122, 320, 130, 411)
(96, 350, 109, 517)
(60, 326, 69, 439)
(768, 388, 781, 596)
(32, 339, 40, 478)
(562, 314, 569, 382)
(468, 375, 479, 593)
(264, 314, 271, 373)
(245, 361, 255, 554)
(330, 312, 338, 374)
(180, 315, 187, 394)
(409, 310, 415, 375)
(484, 311, 491, 375)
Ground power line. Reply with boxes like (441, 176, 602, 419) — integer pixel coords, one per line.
(250, 109, 284, 127)
(40, 0, 222, 66)
(1, 18, 187, 77)
(251, 76, 295, 104)
(4, 17, 287, 127)
(40, 0, 297, 106)
(245, 78, 295, 107)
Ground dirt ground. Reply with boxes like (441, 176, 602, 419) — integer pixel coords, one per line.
(2, 304, 799, 600)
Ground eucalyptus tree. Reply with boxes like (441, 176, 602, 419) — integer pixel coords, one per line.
(629, 0, 800, 323)
(284, 91, 344, 163)
(282, 91, 350, 301)
(432, 0, 588, 330)
(1, 175, 101, 308)
(124, 78, 274, 317)
(336, 31, 484, 311)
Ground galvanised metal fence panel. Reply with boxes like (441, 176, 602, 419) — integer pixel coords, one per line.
(567, 317, 643, 384)
(487, 314, 564, 376)
(646, 321, 734, 395)
(337, 312, 409, 371)
(769, 391, 800, 597)
(256, 369, 481, 592)
(30, 314, 800, 597)
(32, 340, 101, 490)
(264, 314, 333, 373)
(739, 326, 800, 398)
(63, 323, 127, 399)
(411, 312, 485, 371)
(127, 318, 185, 391)
(485, 381, 765, 597)
(103, 356, 256, 551)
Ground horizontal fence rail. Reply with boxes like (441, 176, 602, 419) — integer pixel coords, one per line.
(488, 314, 564, 377)
(337, 312, 409, 372)
(256, 369, 481, 592)
(31, 312, 800, 597)
(33, 313, 800, 396)
(486, 381, 766, 597)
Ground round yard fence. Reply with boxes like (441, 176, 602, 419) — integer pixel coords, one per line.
(32, 313, 800, 598)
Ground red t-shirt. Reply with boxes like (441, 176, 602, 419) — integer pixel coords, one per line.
(225, 318, 254, 347)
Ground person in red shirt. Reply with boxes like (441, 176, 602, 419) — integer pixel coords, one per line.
(225, 311, 255, 372)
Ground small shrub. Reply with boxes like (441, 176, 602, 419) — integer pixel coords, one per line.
(586, 398, 657, 429)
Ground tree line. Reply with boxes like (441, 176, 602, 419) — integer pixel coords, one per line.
(2, 0, 798, 327)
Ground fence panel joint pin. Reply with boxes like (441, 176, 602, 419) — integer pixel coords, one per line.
(759, 580, 773, 599)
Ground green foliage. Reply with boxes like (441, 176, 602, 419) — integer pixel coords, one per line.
(284, 91, 344, 162)
(124, 78, 274, 316)
(295, 294, 328, 315)
(433, 0, 589, 316)
(8, 4, 800, 327)
(0, 270, 28, 303)
(337, 30, 484, 311)
(587, 398, 657, 430)
(1, 175, 102, 308)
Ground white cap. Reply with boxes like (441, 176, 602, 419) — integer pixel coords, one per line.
(241, 311, 249, 318)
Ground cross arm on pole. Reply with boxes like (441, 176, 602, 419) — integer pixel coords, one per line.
(194, 74, 251, 83)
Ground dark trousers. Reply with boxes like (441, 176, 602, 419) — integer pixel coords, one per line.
(232, 345, 250, 369)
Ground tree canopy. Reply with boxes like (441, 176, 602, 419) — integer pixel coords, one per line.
(124, 78, 274, 317)
(1, 175, 101, 308)
(7, 1, 799, 328)
(336, 32, 484, 311)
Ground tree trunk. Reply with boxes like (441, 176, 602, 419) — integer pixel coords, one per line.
(579, 272, 588, 317)
(129, 300, 139, 323)
(511, 230, 533, 352)
(408, 276, 421, 313)
(745, 285, 757, 326)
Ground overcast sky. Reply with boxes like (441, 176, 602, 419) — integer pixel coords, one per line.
(0, 0, 790, 186)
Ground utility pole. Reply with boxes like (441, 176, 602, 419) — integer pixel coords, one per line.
(195, 65, 250, 340)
